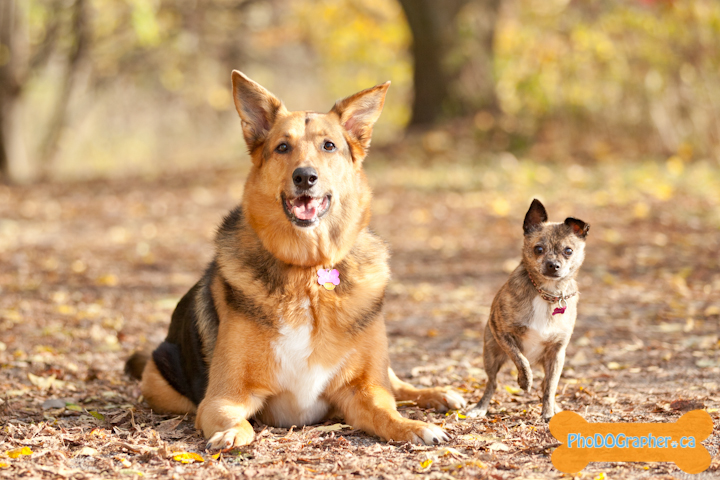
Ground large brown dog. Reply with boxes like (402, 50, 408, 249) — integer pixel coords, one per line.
(125, 71, 465, 449)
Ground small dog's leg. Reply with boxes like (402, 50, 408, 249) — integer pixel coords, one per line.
(331, 377, 449, 445)
(389, 368, 466, 412)
(541, 345, 566, 422)
(495, 332, 532, 392)
(467, 329, 506, 418)
(196, 395, 265, 449)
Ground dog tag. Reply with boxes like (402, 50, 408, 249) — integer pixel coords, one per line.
(552, 306, 566, 316)
(317, 268, 340, 291)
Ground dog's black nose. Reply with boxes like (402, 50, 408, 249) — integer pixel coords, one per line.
(545, 260, 561, 272)
(292, 167, 318, 189)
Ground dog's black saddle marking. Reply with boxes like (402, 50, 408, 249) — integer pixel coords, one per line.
(152, 280, 213, 406)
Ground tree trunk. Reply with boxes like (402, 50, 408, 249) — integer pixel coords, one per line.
(0, 0, 17, 181)
(38, 0, 88, 178)
(398, 0, 502, 127)
(0, 92, 9, 182)
(0, 0, 31, 183)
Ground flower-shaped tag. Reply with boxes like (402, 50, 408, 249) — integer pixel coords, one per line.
(552, 306, 567, 316)
(317, 268, 340, 290)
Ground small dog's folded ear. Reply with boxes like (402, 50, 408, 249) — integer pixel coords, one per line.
(330, 81, 390, 162)
(564, 217, 590, 238)
(523, 199, 548, 235)
(231, 70, 285, 156)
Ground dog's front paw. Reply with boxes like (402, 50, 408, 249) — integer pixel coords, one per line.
(541, 411, 554, 423)
(517, 368, 533, 392)
(205, 423, 255, 450)
(414, 387, 467, 413)
(396, 421, 450, 445)
(465, 406, 487, 418)
(541, 401, 562, 422)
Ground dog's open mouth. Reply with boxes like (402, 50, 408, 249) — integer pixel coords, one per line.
(282, 193, 331, 227)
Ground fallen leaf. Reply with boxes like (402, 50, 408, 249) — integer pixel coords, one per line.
(89, 410, 105, 421)
(487, 442, 510, 452)
(462, 460, 486, 469)
(173, 452, 204, 464)
(27, 373, 57, 390)
(445, 410, 466, 419)
(6, 447, 32, 459)
(118, 470, 144, 476)
(434, 447, 466, 458)
(458, 433, 502, 443)
(156, 415, 185, 432)
(66, 404, 82, 411)
(313, 423, 351, 433)
(504, 385, 522, 395)
(420, 458, 433, 469)
(0, 462, 9, 468)
(75, 447, 99, 457)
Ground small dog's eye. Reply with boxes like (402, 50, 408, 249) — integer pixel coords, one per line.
(323, 141, 336, 152)
(276, 143, 289, 153)
(534, 245, 544, 255)
(564, 247, 573, 256)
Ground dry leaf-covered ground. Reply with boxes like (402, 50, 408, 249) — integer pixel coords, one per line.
(1, 152, 719, 479)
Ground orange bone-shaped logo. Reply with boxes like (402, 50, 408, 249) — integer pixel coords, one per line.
(549, 410, 714, 474)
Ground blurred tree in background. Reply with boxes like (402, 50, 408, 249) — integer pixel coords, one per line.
(0, 0, 719, 183)
(397, 0, 500, 126)
(494, 0, 720, 163)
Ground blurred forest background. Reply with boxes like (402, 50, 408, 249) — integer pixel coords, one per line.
(1, 0, 719, 182)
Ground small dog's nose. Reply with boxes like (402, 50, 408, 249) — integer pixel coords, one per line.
(545, 260, 561, 272)
(292, 167, 318, 189)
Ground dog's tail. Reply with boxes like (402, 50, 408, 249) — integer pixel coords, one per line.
(124, 350, 150, 380)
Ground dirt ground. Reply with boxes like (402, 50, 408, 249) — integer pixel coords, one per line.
(1, 154, 719, 479)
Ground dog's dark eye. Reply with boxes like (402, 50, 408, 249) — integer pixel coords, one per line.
(564, 247, 573, 256)
(276, 143, 289, 153)
(534, 245, 544, 255)
(323, 141, 336, 152)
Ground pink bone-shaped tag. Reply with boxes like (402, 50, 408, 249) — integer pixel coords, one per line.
(317, 268, 340, 287)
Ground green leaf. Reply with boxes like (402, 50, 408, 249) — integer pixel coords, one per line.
(89, 410, 105, 421)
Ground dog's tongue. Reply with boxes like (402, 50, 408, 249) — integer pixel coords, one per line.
(292, 196, 320, 220)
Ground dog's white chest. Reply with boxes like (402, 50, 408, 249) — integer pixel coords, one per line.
(265, 301, 342, 427)
(521, 296, 571, 364)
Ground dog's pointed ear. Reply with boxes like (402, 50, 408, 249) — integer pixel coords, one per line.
(523, 199, 548, 235)
(564, 217, 590, 238)
(231, 70, 285, 153)
(331, 81, 390, 161)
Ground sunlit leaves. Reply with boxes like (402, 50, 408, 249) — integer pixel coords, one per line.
(129, 0, 160, 46)
(172, 452, 204, 464)
(313, 424, 351, 433)
(496, 0, 720, 157)
(6, 447, 33, 459)
(291, 0, 412, 133)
